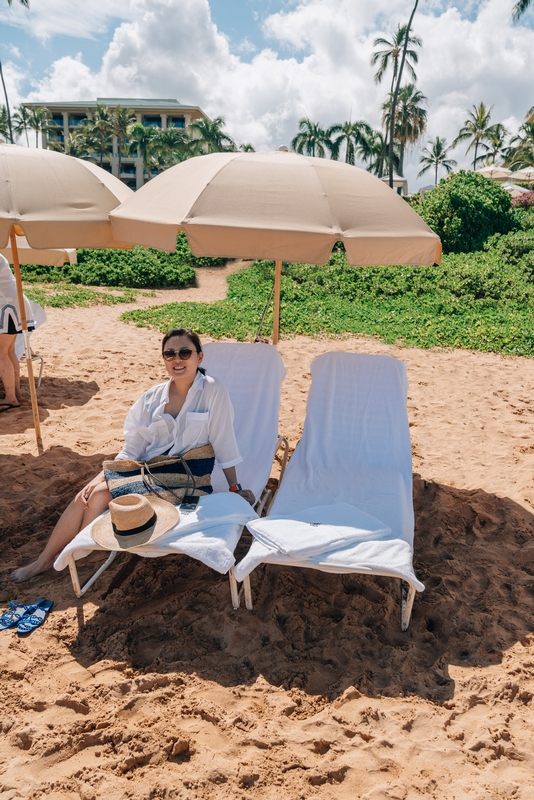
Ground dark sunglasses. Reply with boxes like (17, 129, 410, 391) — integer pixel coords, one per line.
(162, 348, 194, 362)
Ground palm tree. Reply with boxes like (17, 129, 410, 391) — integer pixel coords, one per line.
(453, 102, 494, 170)
(239, 143, 255, 152)
(87, 104, 113, 167)
(513, 0, 533, 20)
(371, 23, 421, 94)
(5, 0, 30, 5)
(189, 116, 235, 153)
(484, 123, 509, 165)
(384, 1, 425, 188)
(28, 106, 52, 148)
(505, 121, 534, 169)
(155, 126, 201, 166)
(111, 106, 136, 177)
(0, 105, 9, 140)
(12, 104, 31, 146)
(291, 118, 332, 158)
(327, 120, 373, 164)
(127, 123, 159, 176)
(383, 84, 427, 176)
(418, 137, 457, 185)
(359, 129, 399, 177)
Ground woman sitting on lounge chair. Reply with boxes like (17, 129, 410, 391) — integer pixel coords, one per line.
(11, 328, 254, 583)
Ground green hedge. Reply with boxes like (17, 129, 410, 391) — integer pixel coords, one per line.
(414, 171, 513, 253)
(121, 231, 534, 356)
(19, 233, 225, 289)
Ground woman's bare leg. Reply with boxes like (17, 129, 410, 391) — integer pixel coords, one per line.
(10, 482, 112, 583)
(7, 337, 21, 401)
(0, 334, 19, 406)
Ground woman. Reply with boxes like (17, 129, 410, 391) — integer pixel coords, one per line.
(11, 328, 254, 583)
(0, 253, 36, 412)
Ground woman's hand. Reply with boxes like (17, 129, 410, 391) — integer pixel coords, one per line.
(237, 488, 255, 506)
(77, 472, 106, 508)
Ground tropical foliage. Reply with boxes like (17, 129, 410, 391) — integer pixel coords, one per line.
(382, 83, 427, 175)
(453, 103, 495, 170)
(416, 170, 513, 253)
(418, 137, 457, 185)
(19, 234, 225, 289)
(121, 208, 534, 357)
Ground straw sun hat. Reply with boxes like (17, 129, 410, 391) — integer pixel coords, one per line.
(92, 493, 179, 550)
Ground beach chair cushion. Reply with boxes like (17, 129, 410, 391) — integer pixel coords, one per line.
(234, 352, 423, 591)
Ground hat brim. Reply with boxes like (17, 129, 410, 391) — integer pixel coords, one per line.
(91, 494, 179, 550)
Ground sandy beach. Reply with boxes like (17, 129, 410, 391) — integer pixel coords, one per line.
(2, 262, 534, 799)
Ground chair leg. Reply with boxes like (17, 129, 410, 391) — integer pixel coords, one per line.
(67, 551, 117, 598)
(400, 580, 416, 631)
(243, 574, 253, 610)
(229, 567, 240, 609)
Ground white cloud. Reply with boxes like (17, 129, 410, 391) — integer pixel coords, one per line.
(0, 0, 135, 41)
(8, 0, 534, 188)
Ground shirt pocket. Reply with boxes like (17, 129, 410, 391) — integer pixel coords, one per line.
(183, 411, 210, 448)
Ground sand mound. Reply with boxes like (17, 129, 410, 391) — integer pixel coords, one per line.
(2, 270, 534, 798)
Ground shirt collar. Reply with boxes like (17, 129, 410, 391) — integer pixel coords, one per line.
(160, 370, 206, 408)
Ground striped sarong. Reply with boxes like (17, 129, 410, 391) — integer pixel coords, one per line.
(103, 445, 215, 505)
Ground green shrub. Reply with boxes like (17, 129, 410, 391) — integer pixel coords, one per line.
(417, 170, 513, 253)
(122, 247, 534, 356)
(174, 232, 226, 267)
(485, 229, 534, 266)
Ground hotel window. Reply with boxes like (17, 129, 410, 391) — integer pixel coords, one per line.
(142, 115, 162, 128)
(168, 116, 185, 128)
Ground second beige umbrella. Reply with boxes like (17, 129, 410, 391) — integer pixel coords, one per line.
(475, 165, 512, 181)
(510, 167, 534, 183)
(0, 144, 133, 452)
(110, 150, 441, 342)
(0, 234, 77, 266)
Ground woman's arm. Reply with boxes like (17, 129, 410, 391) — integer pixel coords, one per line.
(222, 466, 255, 506)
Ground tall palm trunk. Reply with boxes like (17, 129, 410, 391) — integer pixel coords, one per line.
(435, 162, 438, 185)
(473, 141, 478, 170)
(388, 0, 420, 188)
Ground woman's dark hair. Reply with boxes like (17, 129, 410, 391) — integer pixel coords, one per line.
(162, 328, 206, 374)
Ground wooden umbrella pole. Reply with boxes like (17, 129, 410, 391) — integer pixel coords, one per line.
(10, 228, 43, 454)
(272, 259, 282, 345)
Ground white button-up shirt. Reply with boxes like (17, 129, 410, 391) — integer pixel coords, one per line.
(0, 254, 36, 334)
(116, 370, 242, 469)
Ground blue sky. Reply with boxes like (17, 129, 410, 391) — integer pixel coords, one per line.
(0, 0, 533, 189)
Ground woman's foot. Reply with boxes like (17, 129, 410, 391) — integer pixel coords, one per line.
(0, 402, 20, 413)
(10, 558, 54, 583)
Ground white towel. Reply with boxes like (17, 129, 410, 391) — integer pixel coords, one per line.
(55, 493, 258, 576)
(202, 343, 285, 500)
(235, 353, 424, 592)
(247, 503, 391, 559)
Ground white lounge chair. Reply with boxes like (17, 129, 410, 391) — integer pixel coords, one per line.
(54, 342, 288, 607)
(234, 352, 424, 630)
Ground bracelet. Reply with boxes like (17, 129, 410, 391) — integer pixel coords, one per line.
(228, 483, 242, 492)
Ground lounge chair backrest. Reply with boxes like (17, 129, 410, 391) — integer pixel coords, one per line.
(270, 352, 413, 538)
(202, 342, 286, 498)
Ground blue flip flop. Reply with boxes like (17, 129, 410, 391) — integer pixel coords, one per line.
(0, 598, 44, 630)
(16, 600, 54, 634)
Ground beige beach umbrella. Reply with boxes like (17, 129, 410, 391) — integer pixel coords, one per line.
(509, 167, 534, 183)
(475, 165, 512, 181)
(110, 150, 441, 343)
(0, 144, 133, 452)
(0, 234, 77, 266)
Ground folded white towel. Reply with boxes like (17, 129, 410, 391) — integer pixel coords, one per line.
(247, 503, 391, 560)
(55, 493, 257, 576)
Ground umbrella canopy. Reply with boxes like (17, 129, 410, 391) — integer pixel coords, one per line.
(475, 165, 512, 181)
(0, 145, 134, 453)
(0, 144, 133, 249)
(110, 151, 440, 267)
(510, 167, 534, 183)
(0, 234, 77, 266)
